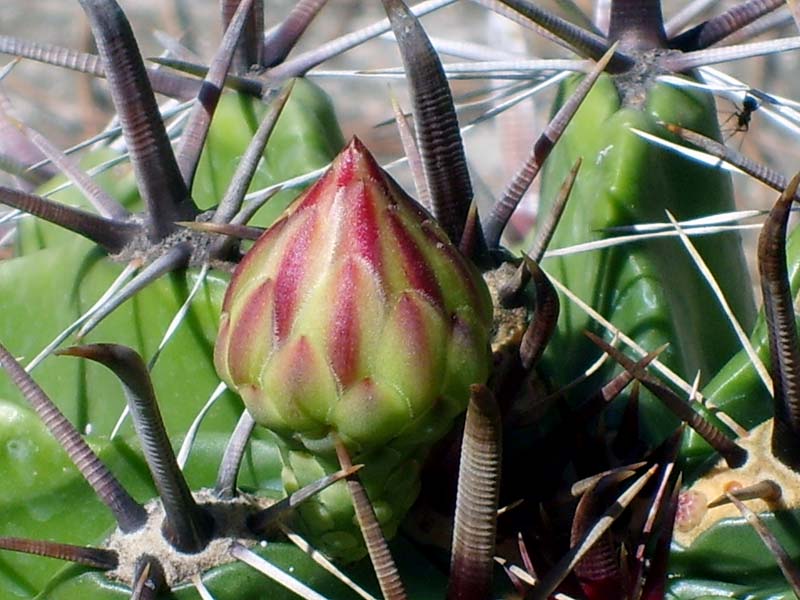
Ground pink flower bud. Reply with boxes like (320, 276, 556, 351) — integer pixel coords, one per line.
(215, 137, 492, 454)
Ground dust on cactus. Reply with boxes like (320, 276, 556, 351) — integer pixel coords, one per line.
(3, 1, 800, 600)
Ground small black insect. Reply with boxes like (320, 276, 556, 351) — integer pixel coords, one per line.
(721, 93, 760, 144)
(734, 94, 760, 133)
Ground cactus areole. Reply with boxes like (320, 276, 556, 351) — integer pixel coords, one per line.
(215, 137, 493, 456)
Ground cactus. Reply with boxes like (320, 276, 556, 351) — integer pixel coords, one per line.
(3, 1, 800, 599)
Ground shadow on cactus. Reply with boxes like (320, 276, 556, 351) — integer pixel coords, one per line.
(5, 0, 800, 599)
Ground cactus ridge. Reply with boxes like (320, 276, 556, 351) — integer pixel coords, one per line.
(3, 1, 800, 599)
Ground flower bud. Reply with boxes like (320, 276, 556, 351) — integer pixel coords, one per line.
(215, 137, 492, 455)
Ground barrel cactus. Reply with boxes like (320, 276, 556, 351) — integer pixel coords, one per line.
(3, 1, 800, 599)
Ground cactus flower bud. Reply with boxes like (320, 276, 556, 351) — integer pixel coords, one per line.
(215, 137, 493, 455)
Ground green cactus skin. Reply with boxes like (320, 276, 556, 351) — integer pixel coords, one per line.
(667, 580, 797, 600)
(0, 78, 460, 597)
(0, 397, 448, 599)
(0, 80, 398, 597)
(0, 397, 277, 597)
(35, 537, 447, 600)
(0, 245, 234, 436)
(536, 71, 800, 599)
(15, 148, 139, 255)
(279, 444, 428, 561)
(191, 80, 345, 228)
(5, 1, 800, 597)
(682, 222, 800, 464)
(1, 81, 344, 436)
(667, 214, 800, 600)
(669, 515, 800, 600)
(537, 73, 757, 444)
